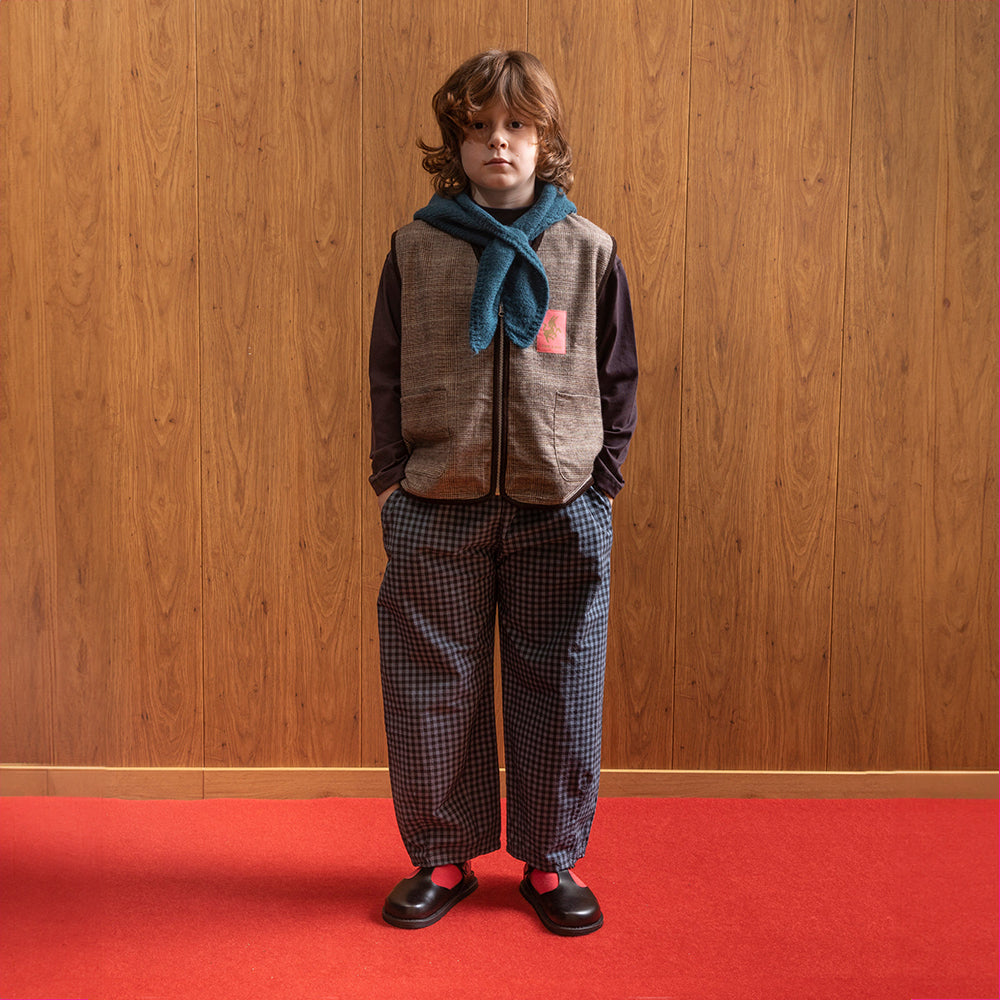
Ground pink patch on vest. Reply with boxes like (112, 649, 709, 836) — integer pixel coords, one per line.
(430, 864, 463, 889)
(536, 310, 567, 354)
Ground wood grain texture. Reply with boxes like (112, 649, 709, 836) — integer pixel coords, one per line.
(1, 1, 57, 764)
(359, 0, 528, 766)
(48, 0, 120, 764)
(38, 0, 121, 765)
(921, 2, 999, 769)
(199, 0, 362, 766)
(675, 0, 855, 769)
(2, 1, 996, 777)
(2, 0, 202, 767)
(111, 0, 203, 766)
(533, 0, 690, 768)
(921, 3, 999, 768)
(832, 0, 999, 769)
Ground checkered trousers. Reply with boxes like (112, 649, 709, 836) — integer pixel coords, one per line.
(377, 487, 613, 872)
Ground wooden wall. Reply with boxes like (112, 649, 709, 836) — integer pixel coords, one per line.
(2, 0, 996, 775)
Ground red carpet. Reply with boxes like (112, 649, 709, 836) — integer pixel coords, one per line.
(1, 796, 996, 999)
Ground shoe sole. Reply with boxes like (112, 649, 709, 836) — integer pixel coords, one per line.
(381, 875, 479, 929)
(519, 880, 604, 937)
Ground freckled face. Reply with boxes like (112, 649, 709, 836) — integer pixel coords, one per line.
(460, 100, 540, 209)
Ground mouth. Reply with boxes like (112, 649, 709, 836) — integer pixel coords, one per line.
(486, 158, 510, 165)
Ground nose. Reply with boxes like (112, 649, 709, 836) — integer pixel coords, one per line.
(488, 128, 508, 150)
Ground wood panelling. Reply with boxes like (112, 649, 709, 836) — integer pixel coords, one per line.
(923, 4, 1000, 768)
(2, 0, 202, 767)
(831, 0, 999, 769)
(198, 0, 362, 766)
(46, 0, 121, 765)
(675, 0, 855, 769)
(108, 0, 202, 766)
(1, 1, 56, 764)
(2, 1, 997, 778)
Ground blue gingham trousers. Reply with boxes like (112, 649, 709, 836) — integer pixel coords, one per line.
(377, 487, 613, 872)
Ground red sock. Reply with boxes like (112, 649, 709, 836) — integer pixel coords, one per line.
(430, 864, 463, 889)
(529, 868, 586, 894)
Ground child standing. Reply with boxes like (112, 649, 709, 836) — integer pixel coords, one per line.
(369, 50, 637, 936)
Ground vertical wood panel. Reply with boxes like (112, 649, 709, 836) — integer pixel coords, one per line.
(832, 0, 999, 769)
(676, 0, 855, 769)
(43, 0, 119, 764)
(1, 1, 56, 764)
(923, 3, 999, 768)
(199, 0, 362, 766)
(110, 0, 203, 765)
(360, 1, 527, 766)
(533, 0, 690, 768)
(1, 0, 201, 767)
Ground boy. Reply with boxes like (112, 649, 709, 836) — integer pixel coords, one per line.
(369, 50, 637, 936)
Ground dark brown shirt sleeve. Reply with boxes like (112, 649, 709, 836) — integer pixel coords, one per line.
(592, 256, 638, 499)
(368, 247, 408, 494)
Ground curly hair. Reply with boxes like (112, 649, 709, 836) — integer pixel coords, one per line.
(418, 50, 574, 196)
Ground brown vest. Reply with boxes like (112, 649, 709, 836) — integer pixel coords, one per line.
(394, 214, 615, 505)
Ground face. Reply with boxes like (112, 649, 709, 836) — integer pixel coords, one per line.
(459, 100, 540, 209)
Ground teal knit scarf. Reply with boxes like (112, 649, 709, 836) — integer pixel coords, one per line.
(413, 182, 576, 354)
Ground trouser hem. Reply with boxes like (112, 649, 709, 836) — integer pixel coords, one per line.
(406, 843, 502, 868)
(505, 844, 588, 872)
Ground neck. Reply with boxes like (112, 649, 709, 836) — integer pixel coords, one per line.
(468, 181, 537, 211)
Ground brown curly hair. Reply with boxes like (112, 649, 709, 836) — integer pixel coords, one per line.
(418, 50, 574, 196)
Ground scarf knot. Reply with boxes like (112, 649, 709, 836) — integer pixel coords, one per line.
(413, 183, 576, 353)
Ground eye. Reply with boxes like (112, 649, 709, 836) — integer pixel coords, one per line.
(469, 121, 487, 131)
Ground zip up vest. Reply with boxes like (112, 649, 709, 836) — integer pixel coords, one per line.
(394, 213, 615, 505)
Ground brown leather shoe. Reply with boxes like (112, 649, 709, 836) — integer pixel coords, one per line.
(519, 866, 604, 936)
(382, 863, 478, 929)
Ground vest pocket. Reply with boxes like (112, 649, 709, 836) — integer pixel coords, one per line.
(401, 387, 451, 487)
(553, 391, 603, 484)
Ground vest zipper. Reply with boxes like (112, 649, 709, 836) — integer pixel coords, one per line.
(492, 305, 508, 496)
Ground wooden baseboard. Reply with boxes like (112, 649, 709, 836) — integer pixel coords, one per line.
(1, 765, 996, 799)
